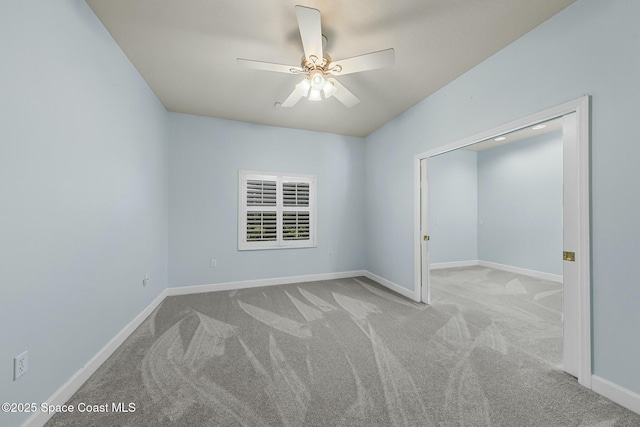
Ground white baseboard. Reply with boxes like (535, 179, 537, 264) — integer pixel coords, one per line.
(477, 260, 563, 283)
(168, 269, 418, 302)
(23, 269, 412, 427)
(33, 270, 639, 427)
(592, 375, 640, 415)
(168, 270, 418, 302)
(430, 260, 479, 270)
(166, 270, 367, 297)
(23, 290, 168, 427)
(363, 271, 418, 302)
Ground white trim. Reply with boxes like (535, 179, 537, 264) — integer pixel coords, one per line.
(238, 170, 317, 251)
(168, 270, 418, 302)
(413, 96, 591, 388)
(576, 97, 592, 389)
(166, 271, 367, 296)
(24, 267, 639, 427)
(592, 375, 640, 415)
(429, 259, 562, 282)
(23, 290, 168, 427)
(413, 155, 423, 302)
(414, 97, 589, 160)
(363, 271, 419, 302)
(23, 269, 411, 427)
(477, 260, 563, 283)
(430, 260, 479, 270)
(419, 158, 430, 304)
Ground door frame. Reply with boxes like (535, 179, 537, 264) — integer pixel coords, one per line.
(412, 96, 591, 388)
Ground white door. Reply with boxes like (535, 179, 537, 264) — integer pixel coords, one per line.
(420, 158, 430, 304)
(562, 112, 580, 377)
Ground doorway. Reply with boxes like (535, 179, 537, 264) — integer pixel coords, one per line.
(412, 96, 591, 388)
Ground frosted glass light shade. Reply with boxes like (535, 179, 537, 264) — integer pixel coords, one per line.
(295, 79, 311, 97)
(308, 89, 322, 101)
(310, 71, 325, 90)
(322, 81, 336, 98)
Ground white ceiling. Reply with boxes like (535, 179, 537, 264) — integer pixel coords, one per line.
(464, 116, 563, 152)
(86, 0, 575, 137)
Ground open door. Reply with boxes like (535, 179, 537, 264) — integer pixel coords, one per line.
(415, 97, 590, 386)
(562, 112, 580, 377)
(420, 158, 430, 304)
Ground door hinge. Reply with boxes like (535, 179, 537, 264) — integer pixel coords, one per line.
(563, 251, 575, 262)
(423, 235, 430, 241)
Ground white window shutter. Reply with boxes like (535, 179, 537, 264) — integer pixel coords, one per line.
(239, 171, 316, 250)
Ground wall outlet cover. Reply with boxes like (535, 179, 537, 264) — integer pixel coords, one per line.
(14, 351, 28, 380)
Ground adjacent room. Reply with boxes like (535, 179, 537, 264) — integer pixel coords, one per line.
(428, 119, 565, 368)
(2, 1, 640, 426)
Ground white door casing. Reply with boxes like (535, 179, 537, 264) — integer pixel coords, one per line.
(413, 96, 591, 388)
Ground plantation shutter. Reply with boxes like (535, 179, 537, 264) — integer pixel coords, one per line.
(283, 211, 310, 240)
(247, 180, 276, 207)
(239, 171, 316, 250)
(282, 181, 311, 242)
(283, 182, 310, 207)
(245, 179, 277, 242)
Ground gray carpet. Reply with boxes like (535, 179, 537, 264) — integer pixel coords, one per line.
(47, 268, 640, 426)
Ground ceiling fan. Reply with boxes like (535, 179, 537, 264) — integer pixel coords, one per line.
(237, 5, 395, 108)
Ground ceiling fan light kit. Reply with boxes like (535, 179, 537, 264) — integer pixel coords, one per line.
(322, 80, 337, 98)
(237, 5, 395, 108)
(310, 70, 325, 90)
(295, 69, 337, 101)
(295, 79, 311, 97)
(308, 88, 322, 101)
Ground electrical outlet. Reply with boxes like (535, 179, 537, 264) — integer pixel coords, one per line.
(210, 259, 217, 268)
(14, 351, 28, 380)
(143, 274, 150, 287)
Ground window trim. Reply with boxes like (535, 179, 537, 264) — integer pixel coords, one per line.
(238, 170, 317, 251)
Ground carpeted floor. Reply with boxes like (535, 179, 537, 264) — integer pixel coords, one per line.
(47, 267, 640, 426)
(430, 266, 564, 369)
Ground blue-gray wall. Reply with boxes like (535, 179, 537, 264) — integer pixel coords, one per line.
(478, 132, 563, 275)
(428, 150, 478, 264)
(365, 0, 640, 394)
(0, 1, 169, 426)
(168, 113, 365, 287)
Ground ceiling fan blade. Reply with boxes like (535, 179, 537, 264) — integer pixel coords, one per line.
(295, 5, 323, 62)
(237, 58, 302, 74)
(328, 78, 360, 108)
(331, 48, 395, 75)
(281, 89, 303, 108)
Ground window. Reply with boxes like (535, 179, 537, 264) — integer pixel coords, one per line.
(238, 171, 317, 250)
